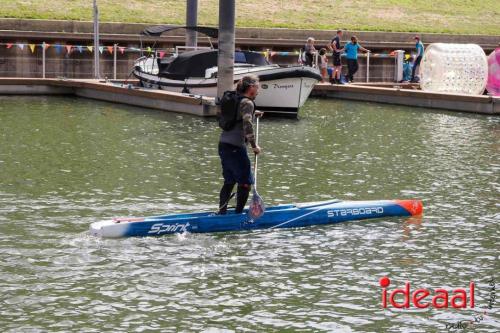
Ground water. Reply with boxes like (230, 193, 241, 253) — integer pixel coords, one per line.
(0, 96, 498, 332)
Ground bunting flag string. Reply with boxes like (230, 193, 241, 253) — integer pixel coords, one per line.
(0, 41, 392, 59)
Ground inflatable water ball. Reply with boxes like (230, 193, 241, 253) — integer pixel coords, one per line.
(420, 43, 488, 95)
(486, 48, 500, 96)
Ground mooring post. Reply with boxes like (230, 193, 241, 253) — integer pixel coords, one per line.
(366, 52, 370, 82)
(217, 0, 236, 100)
(113, 43, 117, 80)
(42, 42, 46, 78)
(186, 0, 198, 48)
(394, 50, 404, 82)
(93, 0, 100, 79)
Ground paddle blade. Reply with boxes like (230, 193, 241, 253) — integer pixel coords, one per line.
(248, 190, 265, 220)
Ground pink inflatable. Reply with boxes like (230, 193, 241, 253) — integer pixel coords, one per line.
(487, 48, 500, 96)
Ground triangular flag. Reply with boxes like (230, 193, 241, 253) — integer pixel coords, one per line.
(159, 51, 165, 59)
(77, 45, 83, 53)
(270, 51, 277, 57)
(29, 44, 36, 53)
(65, 45, 72, 54)
(54, 44, 62, 54)
(107, 46, 113, 54)
(87, 46, 93, 53)
(119, 46, 125, 54)
(146, 46, 152, 54)
(99, 46, 104, 54)
(18, 43, 25, 50)
(6, 43, 13, 49)
(43, 43, 50, 50)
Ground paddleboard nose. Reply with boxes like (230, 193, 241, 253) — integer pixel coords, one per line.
(395, 200, 423, 216)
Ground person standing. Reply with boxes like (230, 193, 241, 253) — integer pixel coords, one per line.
(328, 29, 344, 84)
(411, 36, 424, 82)
(218, 75, 263, 215)
(318, 48, 328, 82)
(344, 35, 370, 83)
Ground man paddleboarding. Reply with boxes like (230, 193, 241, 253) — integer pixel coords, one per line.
(218, 75, 263, 214)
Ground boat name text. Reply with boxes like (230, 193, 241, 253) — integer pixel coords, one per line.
(273, 83, 294, 90)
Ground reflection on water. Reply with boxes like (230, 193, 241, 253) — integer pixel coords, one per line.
(0, 96, 498, 332)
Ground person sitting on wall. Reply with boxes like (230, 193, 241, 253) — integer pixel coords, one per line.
(303, 37, 317, 67)
(402, 55, 414, 82)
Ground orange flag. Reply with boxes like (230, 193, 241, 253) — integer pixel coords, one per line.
(107, 46, 113, 54)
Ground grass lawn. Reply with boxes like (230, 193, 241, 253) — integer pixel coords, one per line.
(0, 0, 499, 35)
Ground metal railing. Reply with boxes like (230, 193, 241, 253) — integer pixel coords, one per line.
(0, 42, 404, 82)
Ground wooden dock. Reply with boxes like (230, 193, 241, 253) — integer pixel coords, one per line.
(0, 78, 218, 117)
(312, 83, 500, 115)
(1, 78, 498, 116)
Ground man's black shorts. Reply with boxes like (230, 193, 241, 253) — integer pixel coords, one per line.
(218, 142, 254, 185)
(333, 52, 341, 66)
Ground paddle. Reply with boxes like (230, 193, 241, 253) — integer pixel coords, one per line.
(248, 116, 265, 220)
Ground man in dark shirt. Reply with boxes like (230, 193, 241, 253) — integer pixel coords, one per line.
(328, 30, 344, 84)
(218, 75, 263, 214)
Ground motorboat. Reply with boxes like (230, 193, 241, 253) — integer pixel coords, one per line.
(133, 26, 322, 117)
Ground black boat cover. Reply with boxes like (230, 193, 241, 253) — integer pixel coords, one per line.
(160, 50, 269, 79)
(142, 25, 219, 39)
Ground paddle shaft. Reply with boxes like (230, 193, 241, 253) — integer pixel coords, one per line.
(253, 116, 260, 190)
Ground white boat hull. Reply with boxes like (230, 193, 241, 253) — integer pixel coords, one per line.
(133, 62, 321, 117)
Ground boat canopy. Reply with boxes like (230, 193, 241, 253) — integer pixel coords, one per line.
(160, 49, 269, 79)
(142, 25, 219, 39)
